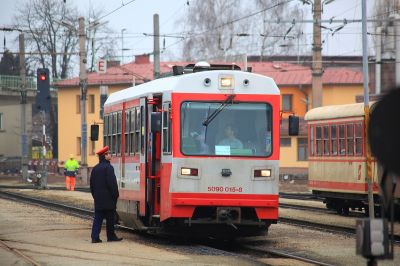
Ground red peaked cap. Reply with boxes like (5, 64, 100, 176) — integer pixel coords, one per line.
(96, 146, 109, 156)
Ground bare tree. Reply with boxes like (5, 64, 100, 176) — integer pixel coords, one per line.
(179, 0, 306, 61)
(13, 0, 117, 78)
(14, 0, 79, 78)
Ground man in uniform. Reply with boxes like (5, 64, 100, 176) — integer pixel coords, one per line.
(64, 154, 80, 191)
(90, 146, 122, 243)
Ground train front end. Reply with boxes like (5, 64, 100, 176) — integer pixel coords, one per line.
(160, 71, 281, 237)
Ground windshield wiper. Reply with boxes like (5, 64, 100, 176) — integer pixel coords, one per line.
(202, 94, 236, 126)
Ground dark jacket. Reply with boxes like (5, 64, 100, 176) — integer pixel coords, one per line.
(90, 158, 119, 210)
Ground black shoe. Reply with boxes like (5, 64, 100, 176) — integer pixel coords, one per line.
(107, 237, 122, 242)
(92, 239, 102, 243)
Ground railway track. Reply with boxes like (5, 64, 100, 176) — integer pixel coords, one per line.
(0, 189, 338, 265)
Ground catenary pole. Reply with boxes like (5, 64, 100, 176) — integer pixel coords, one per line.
(312, 0, 323, 108)
(79, 17, 88, 185)
(362, 0, 375, 218)
(19, 33, 28, 181)
(153, 14, 160, 79)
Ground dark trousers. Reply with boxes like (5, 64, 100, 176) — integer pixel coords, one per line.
(91, 209, 116, 240)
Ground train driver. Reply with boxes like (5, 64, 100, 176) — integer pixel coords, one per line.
(218, 124, 243, 149)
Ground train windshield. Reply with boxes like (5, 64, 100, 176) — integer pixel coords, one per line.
(181, 101, 272, 157)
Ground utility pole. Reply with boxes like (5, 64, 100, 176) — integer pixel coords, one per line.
(375, 27, 382, 94)
(361, 0, 375, 219)
(121, 28, 126, 64)
(79, 17, 88, 185)
(153, 14, 160, 79)
(394, 13, 400, 87)
(312, 0, 323, 108)
(19, 33, 28, 181)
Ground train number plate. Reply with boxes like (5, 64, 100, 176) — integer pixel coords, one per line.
(207, 186, 243, 193)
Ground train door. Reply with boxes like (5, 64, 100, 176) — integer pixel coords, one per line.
(141, 95, 162, 226)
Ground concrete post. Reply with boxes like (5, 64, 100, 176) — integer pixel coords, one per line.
(19, 33, 28, 181)
(312, 0, 323, 108)
(375, 27, 382, 94)
(153, 14, 160, 79)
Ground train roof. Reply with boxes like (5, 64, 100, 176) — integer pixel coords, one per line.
(305, 102, 375, 121)
(104, 70, 279, 107)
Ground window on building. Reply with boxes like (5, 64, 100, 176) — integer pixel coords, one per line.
(89, 95, 95, 113)
(339, 124, 346, 155)
(331, 125, 338, 156)
(280, 137, 291, 147)
(347, 123, 354, 156)
(77, 137, 81, 155)
(316, 126, 322, 156)
(76, 95, 81, 114)
(162, 102, 172, 154)
(355, 122, 363, 155)
(282, 94, 293, 111)
(297, 138, 308, 161)
(0, 113, 3, 130)
(309, 125, 314, 156)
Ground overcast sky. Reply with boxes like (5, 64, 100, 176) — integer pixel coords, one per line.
(0, 0, 379, 63)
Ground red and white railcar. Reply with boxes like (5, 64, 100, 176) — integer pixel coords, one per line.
(103, 64, 282, 237)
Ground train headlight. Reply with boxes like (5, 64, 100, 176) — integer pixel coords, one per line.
(254, 169, 271, 178)
(220, 77, 233, 87)
(181, 167, 199, 176)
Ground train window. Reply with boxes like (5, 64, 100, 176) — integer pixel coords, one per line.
(331, 125, 338, 156)
(112, 113, 117, 155)
(125, 111, 130, 155)
(309, 125, 314, 156)
(117, 112, 122, 154)
(130, 109, 135, 155)
(355, 122, 363, 155)
(181, 101, 272, 157)
(136, 108, 141, 153)
(347, 123, 354, 156)
(339, 124, 346, 155)
(316, 126, 322, 156)
(323, 125, 330, 156)
(108, 115, 112, 152)
(140, 106, 145, 155)
(104, 114, 108, 147)
(297, 138, 308, 161)
(162, 102, 172, 154)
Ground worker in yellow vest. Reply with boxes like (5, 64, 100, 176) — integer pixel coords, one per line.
(64, 154, 80, 191)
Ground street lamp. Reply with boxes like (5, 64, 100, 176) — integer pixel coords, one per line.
(121, 28, 126, 64)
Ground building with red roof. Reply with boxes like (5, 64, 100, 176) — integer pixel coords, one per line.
(54, 55, 363, 175)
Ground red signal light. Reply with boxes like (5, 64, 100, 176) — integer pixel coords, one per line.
(39, 73, 47, 81)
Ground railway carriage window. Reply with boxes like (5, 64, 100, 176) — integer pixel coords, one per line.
(112, 113, 117, 155)
(331, 125, 338, 156)
(117, 112, 122, 154)
(181, 101, 272, 157)
(339, 124, 346, 155)
(130, 109, 135, 155)
(125, 111, 130, 155)
(323, 125, 330, 155)
(316, 126, 322, 156)
(103, 115, 108, 147)
(162, 102, 172, 154)
(136, 108, 140, 153)
(140, 106, 145, 155)
(347, 123, 354, 156)
(355, 122, 363, 155)
(309, 125, 314, 156)
(297, 138, 308, 161)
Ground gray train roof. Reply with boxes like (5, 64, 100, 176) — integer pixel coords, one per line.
(104, 70, 279, 107)
(305, 102, 375, 121)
